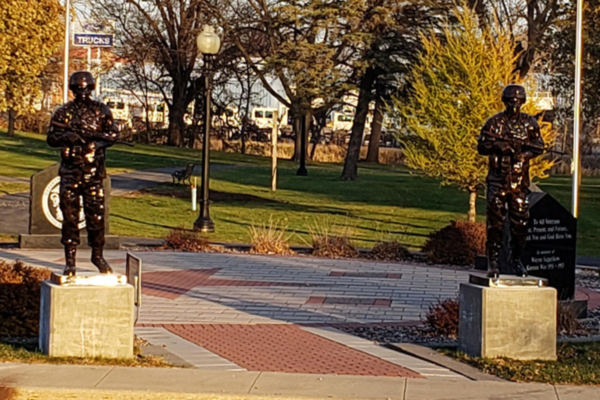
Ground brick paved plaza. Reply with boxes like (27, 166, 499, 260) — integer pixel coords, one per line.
(0, 249, 474, 378)
(2, 248, 596, 381)
(0, 250, 467, 324)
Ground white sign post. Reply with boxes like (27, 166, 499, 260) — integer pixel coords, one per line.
(271, 111, 279, 192)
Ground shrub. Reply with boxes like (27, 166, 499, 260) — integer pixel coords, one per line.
(371, 241, 410, 262)
(249, 219, 295, 255)
(163, 227, 211, 252)
(422, 220, 486, 266)
(423, 298, 459, 338)
(0, 260, 52, 338)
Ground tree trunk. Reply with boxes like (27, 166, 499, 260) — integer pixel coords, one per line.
(241, 121, 247, 154)
(310, 113, 326, 160)
(144, 107, 152, 144)
(168, 86, 187, 147)
(341, 68, 376, 180)
(168, 108, 184, 147)
(304, 113, 312, 160)
(468, 189, 478, 223)
(366, 95, 384, 163)
(7, 108, 16, 137)
(291, 110, 302, 162)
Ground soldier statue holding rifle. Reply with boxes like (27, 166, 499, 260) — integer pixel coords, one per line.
(478, 84, 545, 278)
(47, 71, 119, 276)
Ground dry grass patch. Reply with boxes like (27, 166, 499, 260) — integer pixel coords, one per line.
(371, 241, 410, 262)
(249, 218, 295, 255)
(309, 219, 359, 259)
(163, 227, 212, 252)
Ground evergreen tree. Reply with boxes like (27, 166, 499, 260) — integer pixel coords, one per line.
(391, 5, 555, 222)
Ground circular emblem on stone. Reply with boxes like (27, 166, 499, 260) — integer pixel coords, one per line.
(42, 177, 86, 230)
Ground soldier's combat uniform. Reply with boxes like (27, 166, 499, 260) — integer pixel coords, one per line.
(47, 71, 119, 276)
(477, 85, 545, 277)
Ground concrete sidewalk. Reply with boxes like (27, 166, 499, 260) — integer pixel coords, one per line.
(0, 362, 596, 400)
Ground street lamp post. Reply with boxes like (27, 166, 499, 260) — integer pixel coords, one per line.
(194, 26, 221, 233)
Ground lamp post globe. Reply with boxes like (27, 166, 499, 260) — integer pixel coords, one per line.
(197, 26, 221, 55)
(193, 25, 221, 233)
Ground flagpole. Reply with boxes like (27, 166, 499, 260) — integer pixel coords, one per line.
(63, 0, 71, 104)
(572, 0, 584, 217)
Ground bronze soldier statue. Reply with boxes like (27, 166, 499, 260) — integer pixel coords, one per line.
(477, 84, 545, 278)
(47, 71, 119, 276)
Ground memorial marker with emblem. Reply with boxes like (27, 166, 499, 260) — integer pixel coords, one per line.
(19, 164, 119, 249)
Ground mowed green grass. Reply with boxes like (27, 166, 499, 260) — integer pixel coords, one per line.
(447, 342, 600, 385)
(0, 182, 29, 195)
(2, 130, 599, 255)
(111, 165, 486, 250)
(0, 129, 281, 177)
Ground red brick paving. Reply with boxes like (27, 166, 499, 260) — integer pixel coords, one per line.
(305, 297, 392, 307)
(142, 268, 323, 300)
(328, 271, 403, 279)
(160, 324, 422, 378)
(576, 287, 600, 310)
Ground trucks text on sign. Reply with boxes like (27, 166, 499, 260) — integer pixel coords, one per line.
(73, 34, 113, 47)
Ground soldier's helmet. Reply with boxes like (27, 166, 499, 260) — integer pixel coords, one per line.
(501, 84, 527, 104)
(69, 71, 95, 94)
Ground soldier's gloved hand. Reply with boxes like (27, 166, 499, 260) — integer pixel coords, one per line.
(517, 151, 533, 162)
(494, 141, 514, 155)
(64, 132, 85, 145)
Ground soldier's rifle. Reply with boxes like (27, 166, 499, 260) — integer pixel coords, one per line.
(484, 132, 565, 157)
(50, 120, 135, 147)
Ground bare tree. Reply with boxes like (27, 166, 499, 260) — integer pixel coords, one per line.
(95, 0, 223, 147)
(340, 0, 453, 180)
(209, 0, 359, 161)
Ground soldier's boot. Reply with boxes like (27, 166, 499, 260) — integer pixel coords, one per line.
(512, 260, 529, 277)
(509, 237, 529, 277)
(64, 245, 77, 276)
(510, 249, 528, 277)
(91, 247, 113, 274)
(486, 248, 500, 278)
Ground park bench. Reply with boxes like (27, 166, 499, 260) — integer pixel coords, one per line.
(171, 163, 195, 185)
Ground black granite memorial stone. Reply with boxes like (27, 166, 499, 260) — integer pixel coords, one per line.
(522, 192, 577, 300)
(19, 164, 119, 249)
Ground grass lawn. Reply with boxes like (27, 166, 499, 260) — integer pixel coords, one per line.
(0, 340, 170, 367)
(2, 130, 599, 255)
(0, 182, 29, 195)
(0, 129, 277, 177)
(112, 165, 485, 250)
(444, 342, 600, 385)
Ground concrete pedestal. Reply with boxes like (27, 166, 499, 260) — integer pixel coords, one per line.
(39, 280, 134, 359)
(458, 276, 557, 361)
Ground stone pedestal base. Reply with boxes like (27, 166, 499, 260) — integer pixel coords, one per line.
(39, 280, 134, 359)
(459, 275, 557, 361)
